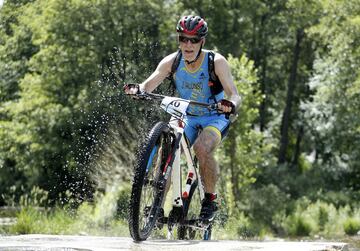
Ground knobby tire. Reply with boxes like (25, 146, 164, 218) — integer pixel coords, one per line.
(178, 181, 198, 240)
(129, 122, 172, 241)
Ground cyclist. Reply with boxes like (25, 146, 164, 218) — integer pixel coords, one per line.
(124, 15, 241, 222)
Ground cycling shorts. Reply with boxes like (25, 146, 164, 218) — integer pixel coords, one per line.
(184, 113, 230, 146)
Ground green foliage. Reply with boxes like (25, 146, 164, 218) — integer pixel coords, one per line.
(304, 0, 360, 190)
(246, 184, 289, 229)
(19, 186, 49, 208)
(115, 185, 131, 220)
(9, 186, 130, 236)
(10, 207, 39, 234)
(218, 54, 267, 205)
(280, 199, 360, 237)
(0, 0, 178, 204)
(344, 218, 360, 236)
(214, 212, 260, 239)
(285, 214, 313, 237)
(0, 0, 360, 240)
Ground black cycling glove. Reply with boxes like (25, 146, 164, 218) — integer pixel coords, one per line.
(123, 84, 141, 94)
(220, 99, 235, 113)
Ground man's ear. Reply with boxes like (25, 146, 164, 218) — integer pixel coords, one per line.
(202, 38, 206, 46)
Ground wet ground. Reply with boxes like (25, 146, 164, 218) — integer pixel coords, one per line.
(0, 234, 351, 251)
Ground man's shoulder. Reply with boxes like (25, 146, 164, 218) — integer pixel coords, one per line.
(204, 50, 226, 62)
(214, 52, 226, 62)
(157, 52, 180, 74)
(161, 51, 179, 66)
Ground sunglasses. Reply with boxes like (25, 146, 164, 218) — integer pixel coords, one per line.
(179, 36, 202, 44)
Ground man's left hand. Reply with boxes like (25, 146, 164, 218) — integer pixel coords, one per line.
(217, 99, 235, 114)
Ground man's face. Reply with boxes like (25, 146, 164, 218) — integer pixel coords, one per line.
(178, 33, 204, 62)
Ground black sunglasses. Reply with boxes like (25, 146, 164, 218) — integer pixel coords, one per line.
(179, 36, 202, 44)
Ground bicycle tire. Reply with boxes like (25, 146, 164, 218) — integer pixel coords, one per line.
(129, 121, 172, 241)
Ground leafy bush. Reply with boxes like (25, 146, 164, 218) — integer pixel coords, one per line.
(344, 218, 360, 235)
(19, 186, 49, 207)
(76, 184, 130, 231)
(10, 207, 77, 235)
(214, 212, 260, 239)
(115, 185, 131, 220)
(246, 184, 290, 229)
(281, 198, 360, 237)
(8, 185, 131, 236)
(10, 207, 39, 234)
(283, 214, 314, 237)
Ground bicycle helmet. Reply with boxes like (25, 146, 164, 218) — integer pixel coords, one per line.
(176, 16, 208, 38)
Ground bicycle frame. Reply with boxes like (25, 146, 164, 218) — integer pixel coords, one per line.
(167, 118, 205, 209)
(157, 95, 207, 211)
(129, 92, 223, 240)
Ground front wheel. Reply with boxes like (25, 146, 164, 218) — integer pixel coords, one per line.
(129, 122, 172, 241)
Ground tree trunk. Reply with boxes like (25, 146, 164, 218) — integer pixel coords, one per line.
(258, 14, 268, 132)
(278, 29, 304, 164)
(292, 125, 304, 167)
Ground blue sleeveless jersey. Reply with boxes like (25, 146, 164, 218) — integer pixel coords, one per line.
(174, 50, 224, 116)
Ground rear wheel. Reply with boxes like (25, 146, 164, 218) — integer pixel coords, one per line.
(129, 122, 172, 241)
(177, 180, 199, 240)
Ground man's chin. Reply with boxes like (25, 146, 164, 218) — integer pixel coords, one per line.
(183, 54, 196, 62)
(185, 58, 195, 62)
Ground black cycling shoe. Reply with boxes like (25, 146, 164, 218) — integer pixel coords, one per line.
(199, 193, 218, 222)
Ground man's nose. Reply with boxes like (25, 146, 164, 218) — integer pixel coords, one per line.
(186, 40, 192, 45)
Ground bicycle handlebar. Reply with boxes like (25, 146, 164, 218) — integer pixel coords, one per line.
(135, 92, 219, 109)
(130, 92, 236, 120)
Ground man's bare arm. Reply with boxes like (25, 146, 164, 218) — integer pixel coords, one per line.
(124, 52, 176, 95)
(139, 52, 177, 93)
(214, 54, 241, 111)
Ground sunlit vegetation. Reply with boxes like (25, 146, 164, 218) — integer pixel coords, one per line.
(0, 0, 360, 240)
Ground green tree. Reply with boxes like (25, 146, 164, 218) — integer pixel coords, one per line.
(0, 0, 39, 205)
(0, 0, 178, 204)
(277, 0, 321, 165)
(217, 55, 267, 211)
(304, 0, 360, 191)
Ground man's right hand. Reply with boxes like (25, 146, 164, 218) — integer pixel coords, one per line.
(123, 84, 140, 95)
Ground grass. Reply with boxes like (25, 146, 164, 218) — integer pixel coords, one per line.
(3, 206, 130, 236)
(2, 188, 359, 242)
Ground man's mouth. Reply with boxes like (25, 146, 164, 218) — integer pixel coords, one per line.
(184, 50, 194, 54)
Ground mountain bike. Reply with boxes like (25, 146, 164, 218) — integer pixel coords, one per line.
(128, 92, 230, 242)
